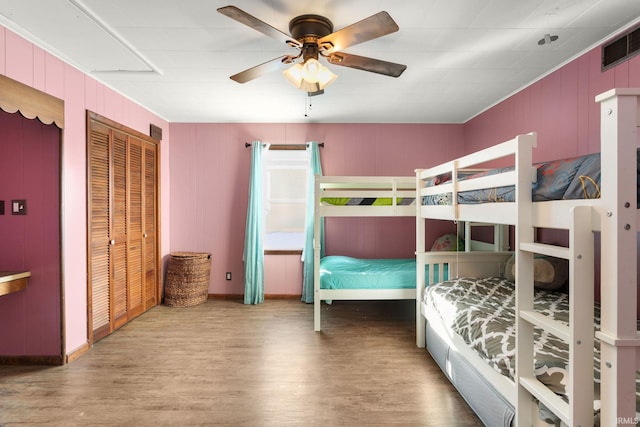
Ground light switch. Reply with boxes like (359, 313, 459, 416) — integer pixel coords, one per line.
(11, 199, 27, 215)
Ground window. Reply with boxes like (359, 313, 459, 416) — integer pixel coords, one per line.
(262, 148, 309, 251)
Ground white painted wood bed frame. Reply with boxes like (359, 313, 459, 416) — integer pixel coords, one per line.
(415, 88, 640, 426)
(313, 176, 416, 331)
(312, 175, 507, 332)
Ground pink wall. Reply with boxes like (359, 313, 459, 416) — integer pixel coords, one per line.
(465, 47, 640, 314)
(0, 25, 171, 357)
(465, 47, 640, 158)
(169, 123, 462, 295)
(264, 254, 303, 296)
(0, 110, 61, 356)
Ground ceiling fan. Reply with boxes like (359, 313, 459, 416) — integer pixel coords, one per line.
(217, 5, 407, 95)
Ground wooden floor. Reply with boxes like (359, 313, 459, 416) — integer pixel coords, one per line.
(0, 299, 482, 426)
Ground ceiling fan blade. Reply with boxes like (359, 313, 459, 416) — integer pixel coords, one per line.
(318, 11, 399, 53)
(230, 55, 294, 83)
(217, 6, 302, 48)
(327, 52, 406, 77)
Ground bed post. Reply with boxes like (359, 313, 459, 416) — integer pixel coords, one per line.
(595, 88, 640, 426)
(568, 205, 596, 426)
(314, 174, 322, 331)
(495, 224, 509, 251)
(416, 170, 426, 348)
(513, 133, 537, 427)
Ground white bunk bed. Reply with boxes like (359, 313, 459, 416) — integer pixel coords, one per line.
(313, 175, 416, 331)
(312, 175, 505, 332)
(415, 88, 640, 426)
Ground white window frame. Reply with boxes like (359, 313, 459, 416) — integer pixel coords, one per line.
(262, 147, 309, 251)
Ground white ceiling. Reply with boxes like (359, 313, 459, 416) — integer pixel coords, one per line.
(0, 0, 639, 123)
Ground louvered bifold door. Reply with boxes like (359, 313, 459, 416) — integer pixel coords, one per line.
(111, 130, 129, 331)
(88, 111, 160, 343)
(143, 141, 158, 309)
(127, 138, 144, 319)
(89, 122, 111, 341)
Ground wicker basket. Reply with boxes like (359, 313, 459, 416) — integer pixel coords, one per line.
(164, 252, 211, 307)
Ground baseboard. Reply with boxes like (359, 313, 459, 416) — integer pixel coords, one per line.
(207, 294, 301, 300)
(0, 355, 65, 366)
(66, 342, 90, 364)
(208, 294, 243, 300)
(264, 294, 301, 300)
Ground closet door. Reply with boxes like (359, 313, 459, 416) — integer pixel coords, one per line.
(88, 111, 160, 343)
(110, 130, 129, 330)
(127, 138, 144, 319)
(143, 141, 158, 309)
(89, 122, 111, 341)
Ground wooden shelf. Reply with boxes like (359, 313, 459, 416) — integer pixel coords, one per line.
(0, 271, 31, 297)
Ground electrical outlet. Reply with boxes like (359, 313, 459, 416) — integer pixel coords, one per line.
(226, 272, 232, 281)
(11, 199, 26, 215)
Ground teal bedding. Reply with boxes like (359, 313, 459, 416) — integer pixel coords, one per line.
(319, 256, 447, 290)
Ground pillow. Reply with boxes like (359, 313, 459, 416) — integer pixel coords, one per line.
(431, 234, 463, 251)
(504, 254, 568, 290)
(504, 254, 515, 280)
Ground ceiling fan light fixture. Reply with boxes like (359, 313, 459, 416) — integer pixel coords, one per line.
(283, 58, 337, 92)
(283, 63, 305, 88)
(302, 58, 321, 82)
(304, 59, 337, 89)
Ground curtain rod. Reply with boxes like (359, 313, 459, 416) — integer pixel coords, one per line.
(244, 142, 324, 149)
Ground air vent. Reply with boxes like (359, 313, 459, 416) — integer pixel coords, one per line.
(150, 124, 162, 140)
(602, 24, 640, 71)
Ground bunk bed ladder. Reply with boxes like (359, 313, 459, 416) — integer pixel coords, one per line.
(516, 205, 594, 426)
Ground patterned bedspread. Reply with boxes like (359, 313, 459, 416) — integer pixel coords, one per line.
(422, 151, 607, 205)
(424, 277, 640, 418)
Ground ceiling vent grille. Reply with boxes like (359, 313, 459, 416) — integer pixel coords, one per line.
(602, 24, 640, 71)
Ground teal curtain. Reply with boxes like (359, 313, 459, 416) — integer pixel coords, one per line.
(302, 142, 324, 303)
(243, 141, 264, 304)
